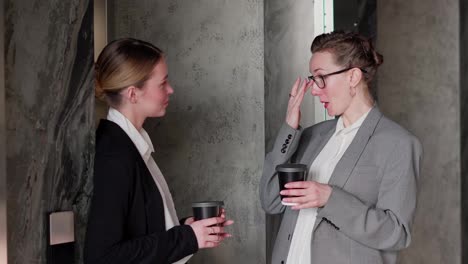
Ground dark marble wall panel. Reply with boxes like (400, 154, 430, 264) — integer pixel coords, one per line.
(378, 0, 461, 263)
(5, 0, 93, 263)
(108, 1, 265, 263)
(461, 0, 468, 261)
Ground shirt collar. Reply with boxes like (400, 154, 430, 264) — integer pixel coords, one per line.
(335, 108, 372, 136)
(107, 108, 155, 162)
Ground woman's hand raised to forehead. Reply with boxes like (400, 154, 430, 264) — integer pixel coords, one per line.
(286, 78, 313, 129)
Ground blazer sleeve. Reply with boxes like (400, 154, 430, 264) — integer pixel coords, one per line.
(260, 123, 303, 214)
(84, 154, 198, 264)
(316, 134, 423, 251)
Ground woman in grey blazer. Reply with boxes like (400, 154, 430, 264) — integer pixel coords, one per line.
(260, 31, 422, 264)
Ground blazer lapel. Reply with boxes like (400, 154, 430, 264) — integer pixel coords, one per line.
(287, 121, 336, 233)
(312, 106, 383, 232)
(284, 128, 331, 230)
(292, 107, 383, 232)
(328, 106, 383, 188)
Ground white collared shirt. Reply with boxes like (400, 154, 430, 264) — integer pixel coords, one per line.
(107, 108, 192, 264)
(286, 108, 371, 264)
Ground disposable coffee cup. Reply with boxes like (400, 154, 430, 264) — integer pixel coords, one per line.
(276, 164, 307, 206)
(192, 201, 224, 221)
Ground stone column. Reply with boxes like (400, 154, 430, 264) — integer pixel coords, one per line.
(4, 1, 94, 263)
(378, 1, 461, 263)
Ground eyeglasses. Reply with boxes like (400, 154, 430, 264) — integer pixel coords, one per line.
(308, 67, 367, 89)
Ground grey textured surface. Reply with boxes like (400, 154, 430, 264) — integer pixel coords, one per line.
(264, 1, 315, 263)
(264, 0, 315, 152)
(108, 1, 266, 263)
(4, 1, 94, 263)
(378, 1, 461, 263)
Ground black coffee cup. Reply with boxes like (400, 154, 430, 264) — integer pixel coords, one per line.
(192, 201, 224, 221)
(276, 163, 307, 205)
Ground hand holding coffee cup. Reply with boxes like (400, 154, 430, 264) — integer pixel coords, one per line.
(190, 217, 229, 248)
(275, 164, 307, 206)
(190, 201, 234, 248)
(280, 180, 333, 210)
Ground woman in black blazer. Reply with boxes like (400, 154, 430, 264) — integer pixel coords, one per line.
(84, 38, 233, 264)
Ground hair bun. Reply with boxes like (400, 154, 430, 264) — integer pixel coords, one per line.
(95, 80, 106, 100)
(94, 63, 106, 100)
(373, 51, 384, 67)
(359, 37, 383, 67)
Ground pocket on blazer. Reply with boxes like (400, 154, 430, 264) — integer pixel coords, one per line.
(351, 241, 383, 264)
(312, 223, 350, 263)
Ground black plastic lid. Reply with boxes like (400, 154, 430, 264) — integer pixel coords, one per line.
(275, 163, 307, 172)
(192, 201, 224, 207)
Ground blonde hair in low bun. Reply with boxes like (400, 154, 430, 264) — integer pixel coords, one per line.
(94, 63, 106, 100)
(94, 38, 163, 106)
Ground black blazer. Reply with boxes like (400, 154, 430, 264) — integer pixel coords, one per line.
(84, 120, 198, 264)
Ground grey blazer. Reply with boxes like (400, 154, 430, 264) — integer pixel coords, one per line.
(260, 106, 422, 264)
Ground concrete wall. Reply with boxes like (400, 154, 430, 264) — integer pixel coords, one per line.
(4, 1, 94, 263)
(107, 1, 265, 263)
(264, 1, 314, 263)
(264, 0, 315, 152)
(378, 1, 461, 263)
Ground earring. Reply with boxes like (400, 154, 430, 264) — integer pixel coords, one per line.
(349, 86, 356, 97)
(130, 91, 137, 104)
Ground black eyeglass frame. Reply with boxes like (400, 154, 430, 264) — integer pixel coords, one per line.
(308, 67, 367, 89)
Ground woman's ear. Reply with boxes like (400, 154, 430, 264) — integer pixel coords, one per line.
(122, 86, 138, 104)
(349, 68, 363, 88)
(348, 68, 364, 97)
(127, 85, 138, 104)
